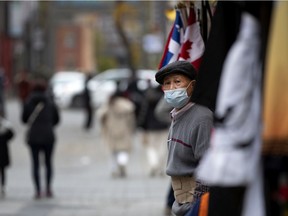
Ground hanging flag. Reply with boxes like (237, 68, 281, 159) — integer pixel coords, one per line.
(178, 7, 205, 71)
(158, 10, 184, 69)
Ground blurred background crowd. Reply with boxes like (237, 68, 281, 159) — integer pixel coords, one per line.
(0, 1, 189, 111)
(0, 1, 288, 216)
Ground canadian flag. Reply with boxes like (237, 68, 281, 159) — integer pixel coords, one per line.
(178, 7, 205, 71)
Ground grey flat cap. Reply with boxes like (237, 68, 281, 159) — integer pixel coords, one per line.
(155, 61, 197, 84)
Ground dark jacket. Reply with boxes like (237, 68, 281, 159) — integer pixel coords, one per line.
(22, 90, 60, 146)
(138, 85, 170, 131)
(0, 118, 14, 167)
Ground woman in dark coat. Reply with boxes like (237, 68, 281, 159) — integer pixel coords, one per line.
(22, 79, 60, 199)
(0, 116, 14, 196)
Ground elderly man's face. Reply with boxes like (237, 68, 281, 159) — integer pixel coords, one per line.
(162, 73, 195, 96)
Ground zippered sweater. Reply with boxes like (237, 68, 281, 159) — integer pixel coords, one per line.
(166, 104, 213, 176)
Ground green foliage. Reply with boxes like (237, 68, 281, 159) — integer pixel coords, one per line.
(31, 65, 52, 81)
(97, 56, 118, 72)
(93, 31, 118, 72)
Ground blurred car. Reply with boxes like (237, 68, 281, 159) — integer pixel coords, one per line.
(88, 68, 159, 108)
(49, 71, 86, 108)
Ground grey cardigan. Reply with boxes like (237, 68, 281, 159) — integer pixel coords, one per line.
(166, 103, 213, 177)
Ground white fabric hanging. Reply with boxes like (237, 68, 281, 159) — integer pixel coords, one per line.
(196, 12, 264, 216)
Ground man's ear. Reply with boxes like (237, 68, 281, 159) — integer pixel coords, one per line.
(191, 80, 196, 88)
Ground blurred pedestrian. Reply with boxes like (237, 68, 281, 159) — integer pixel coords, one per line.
(83, 73, 93, 130)
(125, 77, 144, 126)
(0, 68, 6, 117)
(21, 78, 60, 199)
(15, 71, 31, 106)
(154, 97, 175, 216)
(0, 116, 14, 196)
(98, 90, 135, 178)
(155, 61, 213, 216)
(138, 81, 169, 177)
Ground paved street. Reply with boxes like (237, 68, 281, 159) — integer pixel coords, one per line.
(0, 98, 170, 216)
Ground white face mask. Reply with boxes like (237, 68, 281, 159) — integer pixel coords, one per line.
(163, 82, 192, 109)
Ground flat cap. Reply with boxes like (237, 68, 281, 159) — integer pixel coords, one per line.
(155, 61, 197, 84)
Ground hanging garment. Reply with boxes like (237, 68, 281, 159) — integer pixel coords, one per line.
(196, 12, 264, 216)
(191, 1, 242, 112)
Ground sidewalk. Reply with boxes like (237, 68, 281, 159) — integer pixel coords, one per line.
(0, 99, 170, 216)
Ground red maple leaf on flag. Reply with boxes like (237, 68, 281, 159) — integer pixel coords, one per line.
(179, 40, 193, 60)
(177, 7, 204, 71)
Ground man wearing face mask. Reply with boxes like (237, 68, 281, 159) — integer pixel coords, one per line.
(155, 60, 213, 216)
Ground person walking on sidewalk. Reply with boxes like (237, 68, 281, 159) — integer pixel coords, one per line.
(98, 90, 136, 178)
(83, 73, 94, 130)
(155, 61, 213, 216)
(0, 116, 14, 196)
(22, 78, 60, 199)
(15, 71, 31, 106)
(154, 97, 175, 215)
(138, 81, 169, 177)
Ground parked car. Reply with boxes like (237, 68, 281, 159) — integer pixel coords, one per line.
(49, 69, 159, 109)
(49, 71, 86, 108)
(88, 68, 158, 108)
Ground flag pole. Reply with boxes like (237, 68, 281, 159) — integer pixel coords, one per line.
(176, 1, 188, 31)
